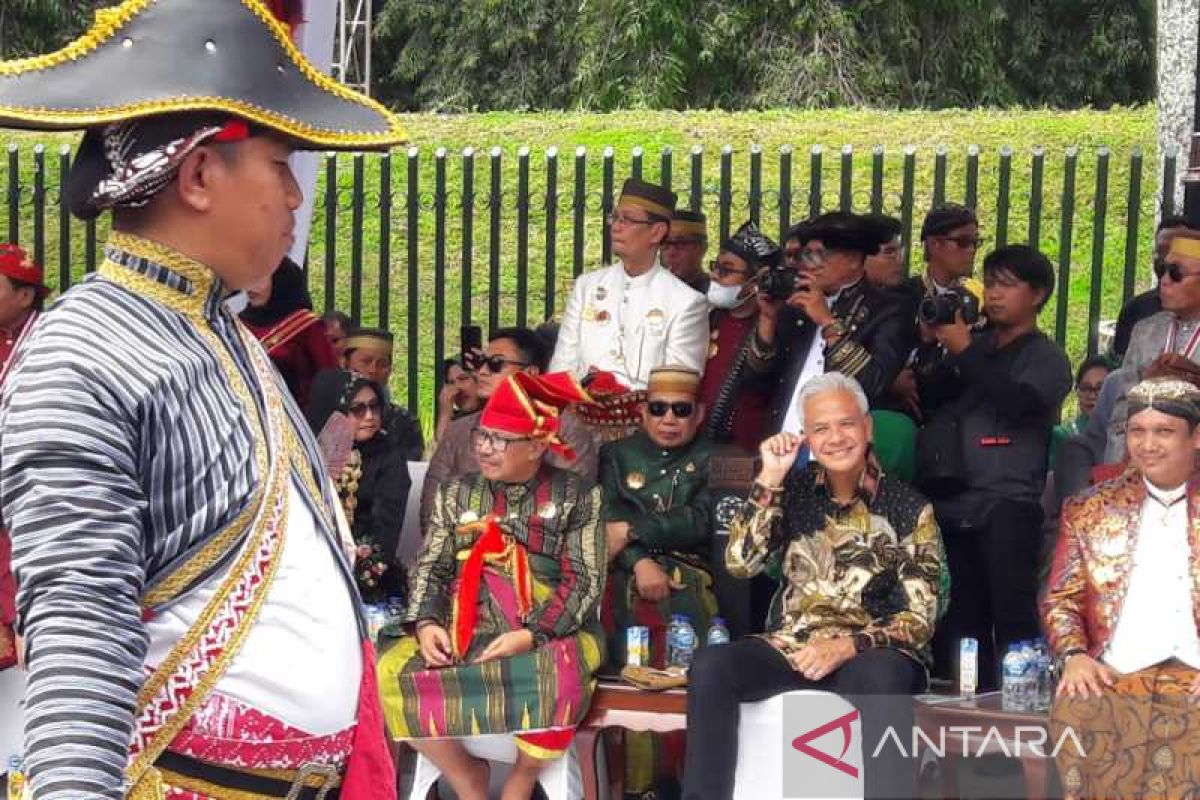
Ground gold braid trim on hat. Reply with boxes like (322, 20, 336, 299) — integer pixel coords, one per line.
(0, 0, 406, 148)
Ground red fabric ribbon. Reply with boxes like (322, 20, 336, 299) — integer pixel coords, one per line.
(452, 518, 532, 659)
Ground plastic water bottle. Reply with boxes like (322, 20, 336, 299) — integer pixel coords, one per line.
(7, 756, 25, 800)
(705, 616, 731, 646)
(1033, 639, 1053, 711)
(1019, 640, 1039, 710)
(1001, 644, 1030, 711)
(667, 614, 698, 669)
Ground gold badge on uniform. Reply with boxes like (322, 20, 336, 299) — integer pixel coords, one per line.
(626, 472, 646, 490)
(645, 308, 666, 334)
(582, 305, 598, 322)
(537, 501, 559, 520)
(596, 310, 611, 323)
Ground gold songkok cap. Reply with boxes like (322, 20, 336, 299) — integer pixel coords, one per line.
(670, 209, 707, 240)
(618, 178, 676, 220)
(344, 327, 393, 358)
(647, 365, 701, 397)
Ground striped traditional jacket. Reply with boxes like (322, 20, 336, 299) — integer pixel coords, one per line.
(0, 232, 358, 799)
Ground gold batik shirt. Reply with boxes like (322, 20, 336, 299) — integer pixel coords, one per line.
(726, 458, 945, 664)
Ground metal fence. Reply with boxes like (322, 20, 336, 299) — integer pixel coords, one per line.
(0, 140, 1174, 423)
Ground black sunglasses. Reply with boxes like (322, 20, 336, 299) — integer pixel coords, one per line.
(647, 400, 695, 418)
(346, 399, 381, 418)
(467, 353, 531, 373)
(1157, 261, 1200, 283)
(938, 235, 984, 250)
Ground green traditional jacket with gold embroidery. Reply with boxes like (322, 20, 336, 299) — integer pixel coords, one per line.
(727, 460, 946, 665)
(599, 430, 715, 573)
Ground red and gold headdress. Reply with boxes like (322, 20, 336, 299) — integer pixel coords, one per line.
(478, 372, 592, 461)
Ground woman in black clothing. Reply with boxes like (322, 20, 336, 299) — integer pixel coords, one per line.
(306, 370, 411, 603)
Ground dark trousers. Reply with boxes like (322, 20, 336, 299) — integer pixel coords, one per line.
(682, 637, 926, 800)
(931, 499, 1044, 691)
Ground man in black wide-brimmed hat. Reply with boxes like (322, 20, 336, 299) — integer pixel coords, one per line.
(0, 2, 404, 797)
(744, 211, 915, 436)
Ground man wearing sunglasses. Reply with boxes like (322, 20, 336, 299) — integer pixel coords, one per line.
(662, 209, 711, 294)
(600, 365, 714, 798)
(698, 221, 782, 454)
(888, 204, 983, 420)
(422, 326, 597, 531)
(1088, 234, 1200, 465)
(550, 179, 709, 389)
(1109, 215, 1194, 360)
(747, 211, 914, 436)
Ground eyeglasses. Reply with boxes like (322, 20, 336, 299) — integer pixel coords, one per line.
(347, 399, 381, 418)
(468, 353, 531, 373)
(1077, 383, 1104, 396)
(1158, 261, 1200, 283)
(606, 212, 659, 229)
(471, 428, 533, 453)
(708, 260, 750, 280)
(937, 235, 984, 250)
(647, 400, 695, 418)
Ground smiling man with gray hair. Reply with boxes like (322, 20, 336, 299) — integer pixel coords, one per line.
(682, 372, 945, 800)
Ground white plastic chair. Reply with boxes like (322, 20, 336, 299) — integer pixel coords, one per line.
(0, 667, 24, 765)
(733, 690, 864, 800)
(397, 461, 428, 567)
(406, 734, 584, 800)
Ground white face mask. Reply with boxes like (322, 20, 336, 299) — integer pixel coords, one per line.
(707, 280, 746, 310)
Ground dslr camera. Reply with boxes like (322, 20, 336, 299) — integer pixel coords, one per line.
(758, 266, 805, 300)
(918, 286, 981, 326)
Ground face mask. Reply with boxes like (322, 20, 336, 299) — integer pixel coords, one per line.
(707, 281, 745, 310)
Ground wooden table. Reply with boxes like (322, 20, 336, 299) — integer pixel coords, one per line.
(577, 681, 687, 800)
(912, 692, 1056, 800)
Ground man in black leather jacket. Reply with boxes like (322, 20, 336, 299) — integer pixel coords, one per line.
(742, 212, 916, 436)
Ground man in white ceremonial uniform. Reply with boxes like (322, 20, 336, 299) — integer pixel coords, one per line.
(0, 1, 406, 797)
(550, 179, 709, 390)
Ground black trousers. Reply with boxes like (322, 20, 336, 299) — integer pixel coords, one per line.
(931, 499, 1044, 691)
(681, 637, 926, 800)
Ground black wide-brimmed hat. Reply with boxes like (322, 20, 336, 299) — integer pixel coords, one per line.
(0, 0, 404, 150)
(794, 212, 888, 256)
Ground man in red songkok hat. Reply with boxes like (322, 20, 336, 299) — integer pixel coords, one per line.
(380, 372, 606, 800)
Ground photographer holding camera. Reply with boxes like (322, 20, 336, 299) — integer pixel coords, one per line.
(745, 212, 915, 436)
(918, 245, 1072, 689)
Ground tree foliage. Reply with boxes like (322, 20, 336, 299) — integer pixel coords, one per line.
(0, 0, 1154, 111)
(0, 1, 107, 59)
(375, 0, 1154, 111)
